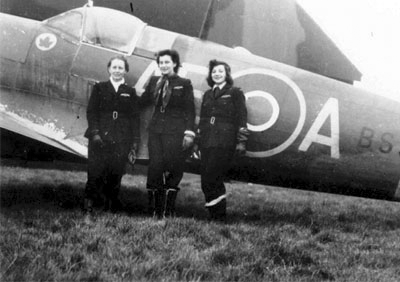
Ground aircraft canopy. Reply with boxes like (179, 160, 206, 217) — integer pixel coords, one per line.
(45, 7, 146, 54)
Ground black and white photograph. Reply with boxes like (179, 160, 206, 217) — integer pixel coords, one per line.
(1, 0, 399, 281)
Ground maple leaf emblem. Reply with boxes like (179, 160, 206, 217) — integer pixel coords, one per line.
(39, 36, 53, 48)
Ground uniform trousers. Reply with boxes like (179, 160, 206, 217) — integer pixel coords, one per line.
(147, 132, 186, 190)
(85, 140, 130, 205)
(201, 146, 234, 218)
(201, 147, 234, 205)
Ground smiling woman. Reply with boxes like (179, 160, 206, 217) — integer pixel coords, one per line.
(83, 56, 141, 213)
(140, 49, 196, 219)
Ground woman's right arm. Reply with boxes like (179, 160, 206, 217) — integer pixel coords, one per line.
(140, 77, 155, 107)
(86, 83, 101, 138)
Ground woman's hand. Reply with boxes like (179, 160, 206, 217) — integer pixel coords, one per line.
(128, 143, 138, 166)
(92, 134, 104, 149)
(182, 135, 194, 150)
(235, 142, 246, 157)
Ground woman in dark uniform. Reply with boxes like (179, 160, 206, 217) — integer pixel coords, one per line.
(83, 56, 140, 213)
(199, 59, 249, 221)
(141, 49, 195, 218)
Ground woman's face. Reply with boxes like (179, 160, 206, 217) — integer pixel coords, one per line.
(108, 59, 126, 81)
(158, 55, 176, 76)
(211, 65, 226, 85)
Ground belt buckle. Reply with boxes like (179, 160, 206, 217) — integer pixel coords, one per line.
(113, 111, 118, 120)
(210, 116, 215, 125)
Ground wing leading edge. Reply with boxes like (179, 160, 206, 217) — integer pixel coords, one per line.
(0, 105, 87, 159)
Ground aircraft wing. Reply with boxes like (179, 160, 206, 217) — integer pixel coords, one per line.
(0, 105, 87, 159)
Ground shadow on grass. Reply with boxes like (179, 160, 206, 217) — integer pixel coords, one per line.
(1, 159, 399, 232)
(0, 181, 207, 219)
(1, 179, 399, 234)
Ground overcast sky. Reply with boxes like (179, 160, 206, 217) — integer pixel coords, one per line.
(298, 0, 400, 101)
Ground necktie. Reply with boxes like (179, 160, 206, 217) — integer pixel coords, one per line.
(213, 87, 220, 98)
(162, 79, 169, 98)
(156, 77, 167, 107)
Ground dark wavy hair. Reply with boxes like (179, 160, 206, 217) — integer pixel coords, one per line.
(156, 49, 181, 73)
(206, 59, 233, 87)
(107, 55, 129, 72)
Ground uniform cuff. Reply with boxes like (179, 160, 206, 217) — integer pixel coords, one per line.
(184, 130, 196, 137)
(237, 127, 250, 142)
(90, 129, 100, 137)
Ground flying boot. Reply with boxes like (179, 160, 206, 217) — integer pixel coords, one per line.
(83, 198, 94, 214)
(208, 199, 227, 223)
(164, 188, 179, 217)
(154, 188, 166, 219)
(147, 189, 156, 216)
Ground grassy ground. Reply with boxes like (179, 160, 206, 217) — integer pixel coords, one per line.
(1, 160, 400, 281)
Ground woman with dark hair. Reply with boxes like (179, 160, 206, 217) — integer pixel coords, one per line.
(83, 55, 140, 213)
(198, 59, 249, 221)
(141, 49, 195, 218)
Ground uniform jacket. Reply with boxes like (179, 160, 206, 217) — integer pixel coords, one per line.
(199, 83, 247, 148)
(85, 80, 140, 145)
(141, 75, 195, 135)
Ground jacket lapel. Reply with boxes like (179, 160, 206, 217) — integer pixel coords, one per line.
(214, 84, 231, 99)
(106, 80, 117, 95)
(153, 76, 164, 100)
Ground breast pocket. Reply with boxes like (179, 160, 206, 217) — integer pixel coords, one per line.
(219, 96, 233, 105)
(172, 87, 184, 97)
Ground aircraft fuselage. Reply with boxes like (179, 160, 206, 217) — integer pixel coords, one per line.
(0, 7, 399, 200)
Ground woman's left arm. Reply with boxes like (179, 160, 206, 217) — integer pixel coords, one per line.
(233, 88, 250, 155)
(130, 87, 141, 146)
(233, 88, 248, 129)
(183, 79, 196, 135)
(182, 79, 196, 150)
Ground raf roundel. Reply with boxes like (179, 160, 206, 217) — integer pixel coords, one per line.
(35, 33, 57, 51)
(233, 68, 306, 158)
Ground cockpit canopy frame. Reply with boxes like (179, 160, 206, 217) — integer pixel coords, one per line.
(44, 6, 146, 54)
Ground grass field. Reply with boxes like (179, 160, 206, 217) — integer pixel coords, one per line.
(1, 159, 400, 281)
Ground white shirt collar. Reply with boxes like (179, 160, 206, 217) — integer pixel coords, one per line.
(213, 82, 226, 90)
(110, 77, 125, 92)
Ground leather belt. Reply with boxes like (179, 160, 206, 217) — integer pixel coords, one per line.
(201, 116, 234, 125)
(111, 111, 129, 120)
